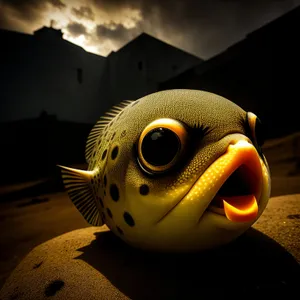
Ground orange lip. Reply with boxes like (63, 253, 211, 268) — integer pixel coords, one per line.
(222, 195, 258, 222)
(205, 140, 262, 222)
(155, 140, 263, 226)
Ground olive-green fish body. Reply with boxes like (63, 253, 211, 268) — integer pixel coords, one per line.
(59, 90, 271, 252)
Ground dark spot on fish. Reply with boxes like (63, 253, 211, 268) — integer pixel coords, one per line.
(111, 146, 119, 160)
(104, 175, 107, 187)
(101, 149, 107, 160)
(101, 212, 106, 221)
(104, 131, 108, 137)
(139, 184, 149, 195)
(111, 132, 116, 140)
(107, 208, 113, 218)
(287, 214, 300, 219)
(44, 280, 65, 297)
(110, 184, 119, 201)
(121, 130, 126, 138)
(91, 178, 94, 184)
(99, 197, 104, 208)
(104, 190, 106, 196)
(33, 261, 43, 269)
(119, 111, 124, 117)
(124, 212, 135, 227)
(117, 226, 124, 235)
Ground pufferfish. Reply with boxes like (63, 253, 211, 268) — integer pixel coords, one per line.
(59, 89, 271, 252)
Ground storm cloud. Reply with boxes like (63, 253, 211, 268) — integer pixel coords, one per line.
(96, 22, 140, 43)
(1, 0, 300, 58)
(72, 6, 95, 20)
(0, 0, 65, 22)
(66, 21, 87, 37)
(48, 0, 66, 9)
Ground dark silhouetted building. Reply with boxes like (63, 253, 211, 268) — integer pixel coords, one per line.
(1, 6, 299, 184)
(160, 6, 300, 139)
(0, 26, 201, 183)
(0, 26, 201, 124)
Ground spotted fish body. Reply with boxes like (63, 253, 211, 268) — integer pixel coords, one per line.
(59, 89, 271, 252)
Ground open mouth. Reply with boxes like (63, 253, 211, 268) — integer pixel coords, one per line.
(206, 142, 262, 223)
(208, 164, 259, 221)
(155, 140, 263, 225)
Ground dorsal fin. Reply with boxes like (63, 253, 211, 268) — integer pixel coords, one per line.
(85, 100, 134, 163)
(57, 165, 103, 226)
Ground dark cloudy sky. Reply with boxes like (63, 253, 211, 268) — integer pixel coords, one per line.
(1, 0, 300, 58)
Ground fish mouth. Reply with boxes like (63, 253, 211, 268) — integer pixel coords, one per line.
(207, 165, 260, 222)
(201, 140, 262, 223)
(178, 139, 263, 224)
(155, 140, 264, 225)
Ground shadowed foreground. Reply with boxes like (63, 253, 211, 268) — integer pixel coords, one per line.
(0, 194, 299, 299)
(0, 132, 299, 297)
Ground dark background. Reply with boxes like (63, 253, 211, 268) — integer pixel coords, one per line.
(1, 5, 300, 186)
(0, 2, 299, 294)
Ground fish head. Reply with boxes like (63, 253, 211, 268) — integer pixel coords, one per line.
(94, 89, 271, 252)
(60, 89, 271, 252)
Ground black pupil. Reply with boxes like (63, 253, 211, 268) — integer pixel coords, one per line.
(141, 127, 180, 166)
(255, 117, 264, 146)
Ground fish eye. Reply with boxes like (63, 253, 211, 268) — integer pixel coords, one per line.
(246, 112, 265, 147)
(137, 118, 189, 174)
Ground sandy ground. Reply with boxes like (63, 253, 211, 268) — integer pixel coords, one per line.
(0, 133, 299, 291)
(0, 191, 299, 299)
(0, 176, 299, 291)
(0, 192, 89, 289)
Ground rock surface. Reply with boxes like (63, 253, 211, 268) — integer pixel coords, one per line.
(1, 194, 300, 300)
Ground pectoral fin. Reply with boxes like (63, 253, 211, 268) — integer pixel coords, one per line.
(57, 165, 103, 226)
